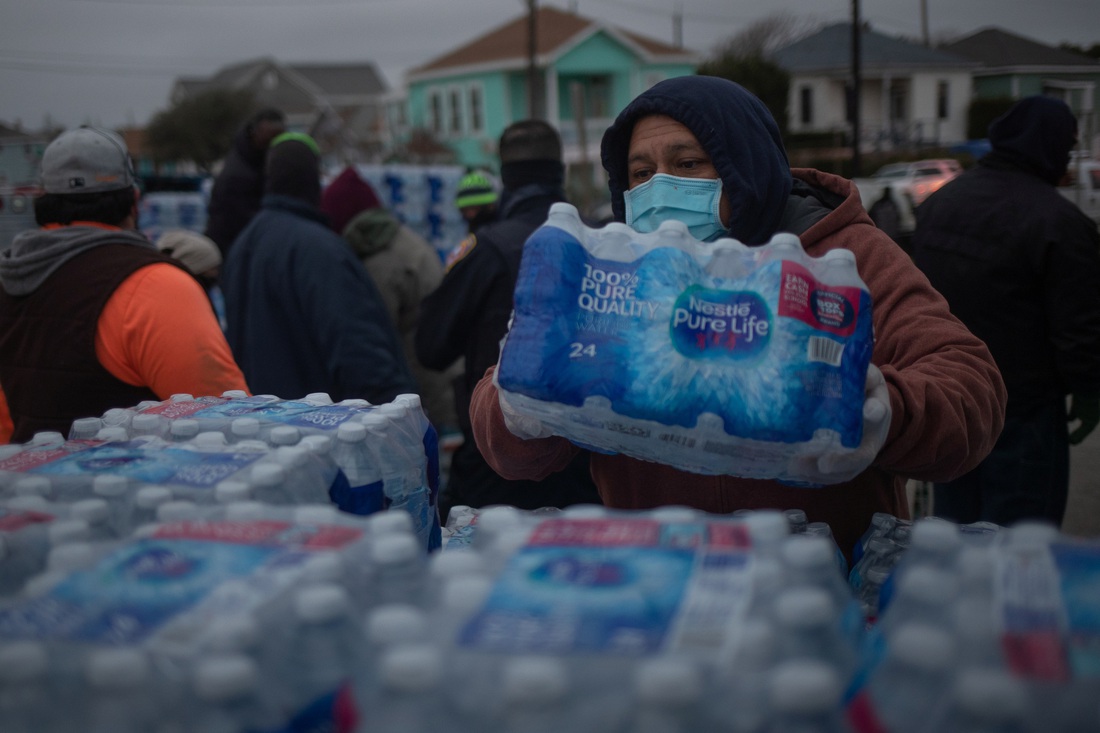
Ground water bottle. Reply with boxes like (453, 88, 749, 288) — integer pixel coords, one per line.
(877, 565, 959, 638)
(359, 604, 431, 705)
(229, 417, 261, 444)
(69, 498, 114, 540)
(780, 535, 851, 609)
(169, 418, 200, 443)
(250, 463, 292, 505)
(627, 657, 705, 733)
(935, 667, 1033, 733)
(859, 623, 956, 733)
(82, 648, 161, 733)
(188, 655, 284, 733)
(331, 422, 385, 516)
(0, 641, 52, 733)
(766, 660, 849, 733)
(498, 655, 570, 733)
(91, 474, 133, 537)
(281, 584, 363, 720)
(370, 532, 427, 606)
(784, 509, 809, 535)
(70, 416, 105, 440)
(366, 643, 446, 733)
(773, 587, 857, 681)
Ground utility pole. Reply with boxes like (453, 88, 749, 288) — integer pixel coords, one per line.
(851, 0, 862, 177)
(672, 2, 683, 50)
(920, 0, 930, 46)
(527, 0, 542, 119)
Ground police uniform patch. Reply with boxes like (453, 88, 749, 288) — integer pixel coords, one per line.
(445, 234, 478, 272)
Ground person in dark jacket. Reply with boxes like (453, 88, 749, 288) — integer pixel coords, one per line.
(222, 132, 416, 404)
(912, 95, 1100, 527)
(416, 120, 600, 520)
(204, 108, 286, 256)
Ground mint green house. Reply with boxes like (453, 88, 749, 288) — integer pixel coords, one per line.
(403, 6, 698, 171)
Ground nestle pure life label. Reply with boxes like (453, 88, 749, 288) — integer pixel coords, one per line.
(496, 204, 874, 480)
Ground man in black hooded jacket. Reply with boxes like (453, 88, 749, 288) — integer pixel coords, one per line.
(913, 95, 1100, 527)
(204, 108, 286, 256)
(416, 120, 600, 520)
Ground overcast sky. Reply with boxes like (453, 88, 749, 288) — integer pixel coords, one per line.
(2, 0, 1098, 131)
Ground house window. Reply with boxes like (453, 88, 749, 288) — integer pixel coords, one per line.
(468, 85, 484, 134)
(937, 81, 949, 120)
(588, 77, 611, 118)
(800, 87, 813, 125)
(449, 88, 463, 135)
(429, 91, 444, 136)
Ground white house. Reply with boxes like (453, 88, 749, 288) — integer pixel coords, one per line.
(774, 23, 977, 151)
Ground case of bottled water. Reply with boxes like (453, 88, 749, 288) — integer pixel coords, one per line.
(495, 203, 875, 483)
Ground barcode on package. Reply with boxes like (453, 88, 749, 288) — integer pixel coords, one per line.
(659, 433, 696, 449)
(808, 336, 844, 366)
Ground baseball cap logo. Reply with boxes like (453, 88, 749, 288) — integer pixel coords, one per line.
(69, 177, 86, 188)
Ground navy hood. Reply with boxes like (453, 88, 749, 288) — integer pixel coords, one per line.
(987, 95, 1077, 186)
(600, 76, 792, 245)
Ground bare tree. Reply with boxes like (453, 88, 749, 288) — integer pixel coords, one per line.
(710, 11, 822, 60)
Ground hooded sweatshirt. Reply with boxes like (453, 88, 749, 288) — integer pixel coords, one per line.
(470, 76, 1007, 561)
(0, 224, 248, 441)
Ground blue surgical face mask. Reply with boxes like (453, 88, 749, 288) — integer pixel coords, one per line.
(623, 173, 727, 242)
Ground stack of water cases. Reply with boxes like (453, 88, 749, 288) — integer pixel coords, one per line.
(495, 203, 875, 484)
(353, 164, 469, 262)
(846, 517, 1100, 733)
(0, 504, 430, 733)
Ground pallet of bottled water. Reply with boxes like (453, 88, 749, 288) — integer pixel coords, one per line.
(0, 504, 431, 733)
(0, 390, 441, 553)
(495, 203, 875, 483)
(845, 516, 1100, 733)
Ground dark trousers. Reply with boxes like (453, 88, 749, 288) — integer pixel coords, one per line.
(934, 395, 1069, 527)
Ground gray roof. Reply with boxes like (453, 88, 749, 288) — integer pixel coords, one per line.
(943, 28, 1100, 68)
(774, 23, 974, 73)
(288, 63, 387, 97)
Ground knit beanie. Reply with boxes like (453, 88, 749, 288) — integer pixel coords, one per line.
(264, 133, 322, 205)
(455, 171, 498, 208)
(321, 166, 383, 233)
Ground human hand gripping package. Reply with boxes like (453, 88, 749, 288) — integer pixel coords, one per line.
(494, 203, 880, 486)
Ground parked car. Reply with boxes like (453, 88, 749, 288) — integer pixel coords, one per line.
(854, 158, 963, 236)
(1059, 160, 1100, 224)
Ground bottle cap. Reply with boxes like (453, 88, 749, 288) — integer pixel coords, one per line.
(231, 417, 260, 439)
(635, 658, 702, 705)
(889, 623, 954, 672)
(781, 535, 835, 571)
(305, 392, 334, 405)
(194, 655, 258, 701)
(221, 390, 248, 399)
(214, 481, 251, 503)
(0, 641, 49, 682)
(502, 656, 568, 704)
(95, 427, 130, 441)
(195, 431, 228, 449)
(87, 648, 149, 689)
(170, 419, 200, 439)
(223, 501, 268, 520)
(269, 426, 300, 446)
(293, 505, 340, 524)
(130, 414, 162, 433)
(251, 463, 287, 487)
(775, 587, 835, 629)
(13, 476, 52, 497)
(953, 668, 1029, 720)
(428, 549, 487, 579)
(337, 422, 368, 443)
(70, 498, 110, 525)
(372, 533, 420, 566)
(294, 584, 351, 623)
(440, 576, 493, 613)
(768, 661, 842, 713)
(301, 435, 334, 455)
(380, 644, 442, 692)
(48, 519, 91, 545)
(92, 474, 129, 497)
(909, 518, 961, 555)
(156, 500, 198, 522)
(300, 551, 343, 583)
(205, 616, 260, 653)
(30, 431, 65, 446)
(364, 604, 428, 644)
(366, 510, 414, 536)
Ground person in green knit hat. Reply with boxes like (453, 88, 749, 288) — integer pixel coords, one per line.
(454, 170, 499, 234)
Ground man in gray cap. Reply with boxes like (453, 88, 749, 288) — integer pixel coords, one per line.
(0, 126, 249, 442)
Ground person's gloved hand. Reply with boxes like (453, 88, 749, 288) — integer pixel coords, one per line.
(1067, 392, 1100, 445)
(786, 364, 892, 486)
